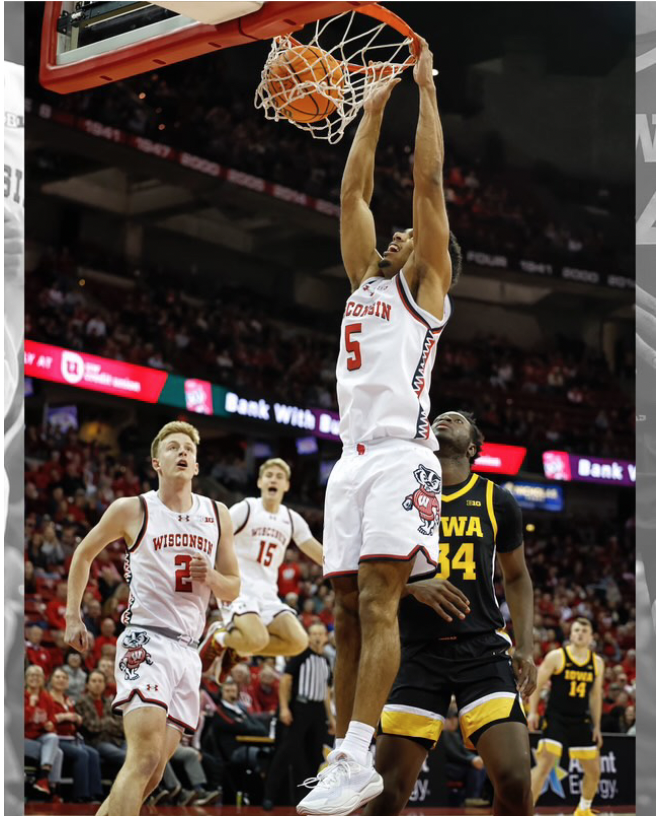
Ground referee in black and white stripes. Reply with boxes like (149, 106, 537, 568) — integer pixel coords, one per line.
(263, 622, 335, 808)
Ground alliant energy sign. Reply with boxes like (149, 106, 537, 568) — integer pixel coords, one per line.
(543, 450, 636, 487)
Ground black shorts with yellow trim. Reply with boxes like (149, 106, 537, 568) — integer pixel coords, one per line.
(538, 713, 598, 761)
(380, 631, 526, 751)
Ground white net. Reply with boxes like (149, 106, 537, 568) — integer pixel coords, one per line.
(254, 10, 415, 144)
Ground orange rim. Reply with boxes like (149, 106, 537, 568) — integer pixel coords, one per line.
(287, 2, 419, 75)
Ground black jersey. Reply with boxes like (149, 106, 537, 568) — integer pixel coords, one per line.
(399, 473, 523, 644)
(545, 646, 598, 720)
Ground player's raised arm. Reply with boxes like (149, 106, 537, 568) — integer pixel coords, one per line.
(340, 76, 400, 290)
(411, 40, 453, 318)
(526, 649, 562, 730)
(65, 497, 143, 652)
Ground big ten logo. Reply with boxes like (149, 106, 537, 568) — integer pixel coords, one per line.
(408, 758, 431, 803)
(568, 752, 618, 799)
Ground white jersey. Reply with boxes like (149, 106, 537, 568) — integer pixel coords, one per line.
(337, 272, 451, 450)
(121, 491, 220, 640)
(230, 498, 312, 592)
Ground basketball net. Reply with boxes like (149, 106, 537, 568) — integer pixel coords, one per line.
(254, 10, 416, 144)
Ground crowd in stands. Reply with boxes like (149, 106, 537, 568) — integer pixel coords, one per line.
(26, 12, 632, 276)
(24, 415, 635, 801)
(27, 248, 634, 460)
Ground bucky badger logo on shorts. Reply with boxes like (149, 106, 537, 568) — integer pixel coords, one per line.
(119, 630, 154, 681)
(402, 464, 442, 535)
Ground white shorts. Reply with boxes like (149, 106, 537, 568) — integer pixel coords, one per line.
(112, 627, 202, 735)
(323, 439, 441, 579)
(227, 587, 297, 628)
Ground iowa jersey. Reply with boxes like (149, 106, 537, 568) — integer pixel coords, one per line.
(399, 473, 523, 643)
(545, 646, 598, 720)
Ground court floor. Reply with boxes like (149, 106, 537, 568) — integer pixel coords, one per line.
(23, 805, 637, 816)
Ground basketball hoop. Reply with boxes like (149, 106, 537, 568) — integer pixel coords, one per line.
(255, 5, 419, 144)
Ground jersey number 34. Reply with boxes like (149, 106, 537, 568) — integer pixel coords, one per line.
(435, 542, 477, 581)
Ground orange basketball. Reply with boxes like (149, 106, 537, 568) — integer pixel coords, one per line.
(266, 45, 344, 124)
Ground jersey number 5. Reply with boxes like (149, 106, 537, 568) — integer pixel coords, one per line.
(175, 554, 193, 592)
(345, 324, 362, 371)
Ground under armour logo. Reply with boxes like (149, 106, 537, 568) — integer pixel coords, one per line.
(178, 515, 190, 522)
(146, 684, 159, 692)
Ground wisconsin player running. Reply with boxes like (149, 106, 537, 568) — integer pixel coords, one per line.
(365, 411, 537, 816)
(298, 41, 465, 816)
(528, 618, 604, 816)
(200, 458, 322, 668)
(64, 421, 240, 816)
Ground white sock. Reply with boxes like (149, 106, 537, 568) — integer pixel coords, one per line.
(340, 721, 375, 766)
(334, 738, 344, 751)
(578, 797, 592, 810)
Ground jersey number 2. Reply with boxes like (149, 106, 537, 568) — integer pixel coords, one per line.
(175, 554, 193, 592)
(345, 324, 362, 371)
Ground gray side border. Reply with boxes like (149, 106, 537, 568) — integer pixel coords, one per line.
(635, 3, 656, 814)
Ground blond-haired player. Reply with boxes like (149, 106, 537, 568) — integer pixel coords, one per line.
(65, 421, 240, 816)
(200, 458, 323, 668)
(528, 618, 604, 816)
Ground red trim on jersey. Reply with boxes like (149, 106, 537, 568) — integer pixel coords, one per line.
(112, 689, 168, 714)
(359, 544, 438, 567)
(233, 500, 250, 535)
(396, 275, 445, 334)
(212, 500, 222, 551)
(323, 568, 359, 579)
(167, 713, 197, 735)
(128, 495, 148, 553)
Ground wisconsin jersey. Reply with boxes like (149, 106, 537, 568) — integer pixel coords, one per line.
(121, 491, 220, 640)
(230, 498, 312, 590)
(337, 272, 451, 450)
(399, 474, 523, 644)
(545, 646, 598, 720)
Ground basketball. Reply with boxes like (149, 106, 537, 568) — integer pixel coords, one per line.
(266, 45, 344, 123)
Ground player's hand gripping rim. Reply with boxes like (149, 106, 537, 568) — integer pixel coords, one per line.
(512, 650, 537, 700)
(407, 577, 470, 622)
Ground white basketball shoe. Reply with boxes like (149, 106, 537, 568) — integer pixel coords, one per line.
(296, 750, 383, 816)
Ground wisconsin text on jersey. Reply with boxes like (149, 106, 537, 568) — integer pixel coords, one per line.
(152, 533, 215, 555)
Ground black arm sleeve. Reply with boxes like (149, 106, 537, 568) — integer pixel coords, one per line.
(492, 485, 523, 553)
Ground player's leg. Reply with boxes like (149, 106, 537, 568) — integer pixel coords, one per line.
(350, 559, 414, 730)
(476, 722, 532, 816)
(264, 611, 309, 656)
(571, 751, 600, 814)
(98, 706, 169, 816)
(142, 724, 182, 801)
(363, 736, 428, 816)
(225, 612, 270, 656)
(331, 574, 361, 738)
(531, 741, 562, 803)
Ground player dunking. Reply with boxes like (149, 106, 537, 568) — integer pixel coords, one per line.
(365, 412, 536, 816)
(298, 41, 465, 816)
(199, 458, 323, 667)
(65, 421, 240, 816)
(528, 618, 604, 816)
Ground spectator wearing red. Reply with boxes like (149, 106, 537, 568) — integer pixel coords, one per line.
(251, 665, 279, 714)
(26, 626, 53, 677)
(24, 664, 61, 797)
(621, 649, 636, 682)
(93, 617, 117, 661)
(45, 582, 68, 631)
(300, 599, 318, 631)
(278, 549, 302, 598)
(231, 663, 255, 713)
